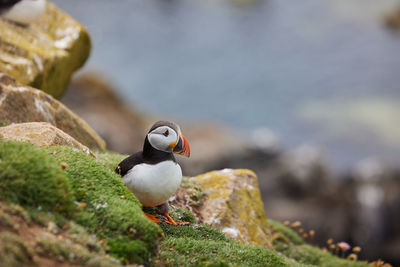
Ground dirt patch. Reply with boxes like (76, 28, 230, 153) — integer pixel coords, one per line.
(0, 203, 117, 267)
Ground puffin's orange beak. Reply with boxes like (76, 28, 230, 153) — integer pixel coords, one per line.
(173, 134, 190, 157)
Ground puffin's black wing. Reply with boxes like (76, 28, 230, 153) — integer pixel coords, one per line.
(115, 151, 144, 177)
(0, 0, 20, 9)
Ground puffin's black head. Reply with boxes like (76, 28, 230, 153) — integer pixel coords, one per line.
(146, 121, 190, 157)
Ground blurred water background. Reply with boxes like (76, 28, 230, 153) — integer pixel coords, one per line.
(53, 0, 400, 172)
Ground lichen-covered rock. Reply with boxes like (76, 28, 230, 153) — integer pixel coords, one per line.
(0, 2, 91, 98)
(0, 74, 105, 149)
(192, 169, 273, 249)
(0, 122, 93, 156)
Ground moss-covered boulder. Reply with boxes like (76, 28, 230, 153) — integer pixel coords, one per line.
(192, 169, 273, 249)
(0, 74, 105, 149)
(0, 141, 75, 214)
(0, 122, 94, 156)
(0, 2, 91, 98)
(49, 146, 162, 263)
(0, 141, 162, 264)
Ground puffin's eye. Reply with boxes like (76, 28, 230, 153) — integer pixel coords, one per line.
(163, 129, 169, 137)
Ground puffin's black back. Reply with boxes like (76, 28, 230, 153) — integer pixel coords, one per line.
(116, 151, 144, 176)
(0, 0, 20, 10)
(115, 136, 176, 176)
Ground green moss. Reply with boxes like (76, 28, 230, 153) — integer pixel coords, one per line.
(274, 243, 369, 267)
(143, 205, 196, 226)
(160, 223, 230, 242)
(0, 141, 74, 214)
(27, 208, 64, 227)
(36, 235, 91, 264)
(36, 235, 119, 266)
(36, 220, 120, 266)
(169, 206, 197, 224)
(267, 219, 304, 245)
(107, 237, 149, 263)
(46, 146, 161, 264)
(268, 221, 369, 267)
(157, 206, 285, 267)
(0, 232, 34, 267)
(158, 237, 287, 267)
(181, 177, 204, 206)
(96, 150, 127, 172)
(66, 222, 102, 253)
(0, 141, 160, 264)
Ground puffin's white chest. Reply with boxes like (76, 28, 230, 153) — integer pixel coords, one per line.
(123, 161, 182, 207)
(2, 0, 46, 25)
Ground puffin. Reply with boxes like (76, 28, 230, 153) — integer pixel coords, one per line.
(115, 121, 191, 225)
(0, 0, 46, 25)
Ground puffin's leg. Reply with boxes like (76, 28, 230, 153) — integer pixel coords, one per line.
(144, 213, 160, 223)
(163, 212, 190, 225)
(157, 202, 190, 225)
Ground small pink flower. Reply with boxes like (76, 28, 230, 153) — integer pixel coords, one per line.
(338, 242, 351, 251)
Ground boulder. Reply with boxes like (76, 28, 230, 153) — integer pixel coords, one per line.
(0, 2, 91, 98)
(190, 169, 273, 249)
(0, 74, 105, 149)
(0, 122, 94, 156)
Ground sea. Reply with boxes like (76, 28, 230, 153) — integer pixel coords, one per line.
(53, 0, 400, 172)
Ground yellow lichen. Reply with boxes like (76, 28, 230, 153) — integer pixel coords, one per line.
(0, 2, 91, 98)
(193, 169, 273, 249)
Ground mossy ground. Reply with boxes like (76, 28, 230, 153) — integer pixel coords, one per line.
(0, 141, 74, 214)
(0, 141, 160, 264)
(0, 202, 123, 267)
(0, 141, 373, 266)
(0, 232, 34, 267)
(46, 146, 161, 264)
(153, 215, 370, 267)
(268, 219, 370, 267)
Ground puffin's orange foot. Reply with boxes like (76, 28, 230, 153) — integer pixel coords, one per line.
(163, 212, 190, 226)
(144, 212, 160, 223)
